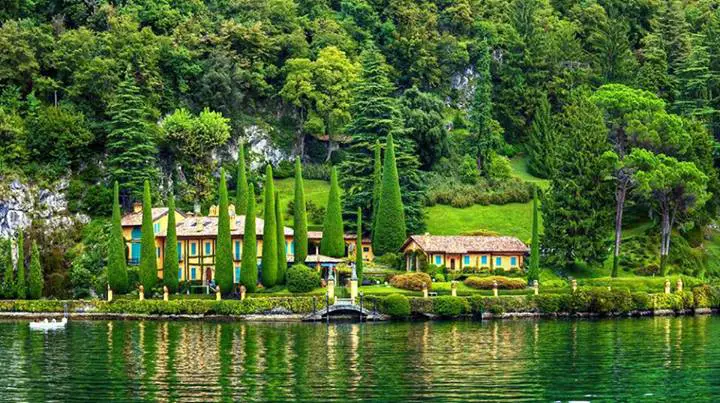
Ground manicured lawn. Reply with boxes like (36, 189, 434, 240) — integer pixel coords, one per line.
(510, 156, 550, 189)
(424, 203, 538, 240)
(274, 178, 331, 226)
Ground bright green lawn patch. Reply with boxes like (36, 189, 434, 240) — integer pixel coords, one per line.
(510, 156, 550, 189)
(274, 178, 331, 226)
(424, 203, 538, 240)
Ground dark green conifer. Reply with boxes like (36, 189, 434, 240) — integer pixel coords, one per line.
(108, 181, 128, 294)
(293, 158, 308, 264)
(261, 166, 278, 287)
(28, 240, 43, 299)
(321, 167, 345, 257)
(139, 180, 157, 295)
(163, 193, 179, 293)
(372, 135, 407, 256)
(355, 208, 364, 284)
(528, 188, 540, 284)
(236, 142, 248, 215)
(275, 190, 287, 284)
(2, 240, 14, 298)
(241, 186, 258, 292)
(15, 230, 25, 299)
(216, 169, 234, 292)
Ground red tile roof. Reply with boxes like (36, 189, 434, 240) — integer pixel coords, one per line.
(121, 208, 171, 227)
(402, 235, 529, 254)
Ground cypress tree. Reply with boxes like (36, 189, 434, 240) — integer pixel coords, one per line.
(261, 166, 278, 287)
(139, 180, 157, 295)
(528, 188, 540, 284)
(28, 240, 43, 299)
(2, 240, 14, 298)
(163, 193, 179, 293)
(108, 181, 128, 294)
(373, 135, 407, 256)
(15, 230, 25, 299)
(293, 157, 308, 264)
(526, 94, 558, 179)
(321, 167, 345, 257)
(355, 207, 364, 284)
(241, 186, 258, 292)
(236, 142, 248, 215)
(275, 190, 287, 284)
(371, 140, 382, 238)
(216, 168, 234, 292)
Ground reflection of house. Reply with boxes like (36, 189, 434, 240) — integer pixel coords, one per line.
(399, 235, 529, 272)
(307, 231, 374, 261)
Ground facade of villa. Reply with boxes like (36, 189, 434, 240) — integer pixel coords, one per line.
(400, 235, 529, 272)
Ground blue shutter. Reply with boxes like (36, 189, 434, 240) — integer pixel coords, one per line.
(191, 243, 197, 256)
(435, 255, 441, 265)
(191, 267, 196, 280)
(131, 227, 142, 240)
(177, 242, 182, 260)
(235, 241, 241, 260)
(511, 257, 517, 266)
(205, 242, 211, 255)
(496, 257, 502, 266)
(235, 267, 241, 282)
(481, 256, 488, 265)
(464, 255, 470, 265)
(291, 242, 295, 254)
(178, 269, 182, 280)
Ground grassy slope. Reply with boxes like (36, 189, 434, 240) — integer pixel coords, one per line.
(273, 178, 331, 226)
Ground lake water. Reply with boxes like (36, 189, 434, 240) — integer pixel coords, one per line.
(0, 316, 719, 401)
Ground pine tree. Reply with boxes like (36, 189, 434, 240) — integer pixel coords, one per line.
(293, 158, 308, 265)
(107, 73, 157, 203)
(215, 168, 234, 293)
(2, 240, 14, 298)
(526, 94, 557, 179)
(241, 186, 258, 292)
(469, 41, 504, 175)
(355, 207, 364, 284)
(236, 142, 248, 215)
(163, 192, 179, 293)
(108, 181, 128, 294)
(139, 180, 157, 295)
(674, 35, 715, 122)
(15, 230, 25, 299)
(275, 190, 287, 284)
(371, 140, 382, 237)
(339, 46, 425, 235)
(321, 167, 345, 257)
(261, 166, 278, 287)
(373, 135, 407, 256)
(542, 93, 615, 269)
(28, 240, 42, 299)
(527, 188, 540, 284)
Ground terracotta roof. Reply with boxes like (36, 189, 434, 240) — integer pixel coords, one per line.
(121, 208, 170, 227)
(173, 215, 293, 238)
(307, 231, 371, 242)
(402, 235, 529, 254)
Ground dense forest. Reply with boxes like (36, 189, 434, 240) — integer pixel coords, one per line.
(2, 0, 720, 296)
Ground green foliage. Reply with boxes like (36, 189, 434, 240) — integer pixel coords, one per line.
(27, 241, 43, 299)
(355, 208, 364, 283)
(381, 294, 410, 318)
(400, 86, 449, 169)
(320, 167, 345, 257)
(108, 182, 128, 294)
(215, 169, 234, 292)
(235, 142, 249, 215)
(464, 276, 527, 290)
(528, 188, 540, 283)
(389, 272, 432, 291)
(293, 158, 308, 264)
(139, 181, 157, 295)
(526, 95, 557, 178)
(15, 231, 25, 299)
(373, 135, 407, 256)
(286, 264, 320, 293)
(261, 166, 278, 287)
(432, 296, 469, 318)
(1, 240, 14, 298)
(241, 186, 258, 292)
(275, 190, 287, 284)
(163, 193, 179, 293)
(469, 41, 504, 176)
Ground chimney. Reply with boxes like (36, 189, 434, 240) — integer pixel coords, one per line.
(133, 202, 142, 213)
(229, 204, 237, 231)
(196, 218, 204, 232)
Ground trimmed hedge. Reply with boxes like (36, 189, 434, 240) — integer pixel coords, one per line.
(464, 276, 527, 290)
(382, 294, 410, 318)
(389, 272, 432, 291)
(432, 296, 469, 318)
(286, 264, 320, 293)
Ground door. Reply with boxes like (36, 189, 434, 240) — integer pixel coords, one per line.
(205, 267, 213, 282)
(450, 258, 455, 270)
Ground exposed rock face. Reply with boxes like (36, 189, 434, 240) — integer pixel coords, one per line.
(449, 66, 477, 111)
(244, 125, 289, 169)
(0, 179, 89, 238)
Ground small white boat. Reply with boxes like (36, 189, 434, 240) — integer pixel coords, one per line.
(29, 317, 68, 331)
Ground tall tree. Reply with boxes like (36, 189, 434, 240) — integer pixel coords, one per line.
(275, 190, 287, 284)
(139, 180, 157, 295)
(469, 41, 504, 175)
(2, 240, 14, 298)
(293, 158, 308, 265)
(542, 94, 615, 270)
(355, 207, 364, 284)
(107, 74, 157, 203)
(321, 167, 345, 258)
(216, 168, 234, 293)
(108, 181, 128, 294)
(261, 166, 278, 287)
(163, 192, 179, 293)
(241, 186, 258, 292)
(236, 142, 249, 215)
(371, 140, 382, 236)
(400, 86, 449, 169)
(528, 188, 540, 284)
(674, 35, 715, 122)
(27, 240, 42, 299)
(526, 94, 558, 179)
(15, 230, 25, 299)
(373, 135, 407, 256)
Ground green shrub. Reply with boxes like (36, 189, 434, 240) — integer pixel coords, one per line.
(390, 272, 432, 291)
(286, 264, 320, 293)
(382, 294, 411, 318)
(464, 276, 526, 290)
(652, 293, 685, 310)
(375, 253, 402, 270)
(541, 279, 568, 289)
(434, 273, 445, 282)
(631, 292, 652, 310)
(408, 297, 433, 314)
(532, 294, 569, 313)
(432, 296, 469, 317)
(469, 295, 534, 315)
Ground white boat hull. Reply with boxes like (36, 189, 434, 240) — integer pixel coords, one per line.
(29, 317, 68, 331)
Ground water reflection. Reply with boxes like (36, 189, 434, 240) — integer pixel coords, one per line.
(0, 317, 719, 401)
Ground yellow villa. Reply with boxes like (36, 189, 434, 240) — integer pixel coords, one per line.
(400, 235, 529, 272)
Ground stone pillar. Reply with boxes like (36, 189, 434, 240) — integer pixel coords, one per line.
(163, 286, 169, 302)
(422, 283, 429, 299)
(492, 280, 498, 297)
(107, 285, 113, 302)
(664, 278, 671, 294)
(327, 278, 335, 301)
(676, 278, 683, 293)
(571, 279, 577, 293)
(532, 280, 539, 295)
(350, 265, 358, 304)
(451, 280, 457, 297)
(240, 285, 247, 301)
(139, 285, 144, 301)
(216, 285, 222, 301)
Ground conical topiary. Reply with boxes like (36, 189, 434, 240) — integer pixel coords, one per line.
(261, 166, 278, 287)
(216, 168, 234, 293)
(321, 167, 345, 257)
(241, 186, 258, 292)
(163, 192, 179, 293)
(139, 180, 157, 295)
(293, 158, 308, 264)
(372, 134, 407, 256)
(108, 181, 128, 293)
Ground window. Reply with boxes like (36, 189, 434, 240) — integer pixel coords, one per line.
(363, 247, 369, 252)
(191, 267, 197, 280)
(435, 255, 442, 265)
(496, 257, 502, 267)
(156, 247, 160, 258)
(153, 223, 160, 234)
(205, 242, 211, 255)
(481, 255, 488, 265)
(463, 255, 470, 265)
(178, 269, 182, 280)
(511, 257, 517, 266)
(235, 241, 241, 260)
(291, 242, 295, 254)
(177, 242, 182, 260)
(235, 267, 241, 282)
(131, 227, 142, 240)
